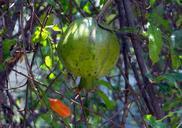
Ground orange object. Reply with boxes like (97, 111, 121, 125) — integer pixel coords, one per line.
(49, 98, 71, 118)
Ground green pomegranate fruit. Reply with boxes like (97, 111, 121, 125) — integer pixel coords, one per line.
(57, 17, 120, 89)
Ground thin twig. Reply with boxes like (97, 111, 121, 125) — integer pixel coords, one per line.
(96, 0, 114, 21)
(78, 93, 88, 127)
(72, 0, 87, 17)
(88, 0, 99, 13)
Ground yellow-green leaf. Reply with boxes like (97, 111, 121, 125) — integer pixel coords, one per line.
(52, 24, 62, 32)
(41, 29, 49, 40)
(40, 40, 47, 47)
(97, 90, 115, 110)
(147, 24, 163, 63)
(83, 2, 91, 14)
(32, 27, 41, 43)
(45, 56, 52, 68)
(49, 73, 56, 79)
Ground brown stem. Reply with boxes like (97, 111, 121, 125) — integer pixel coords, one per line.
(122, 0, 164, 118)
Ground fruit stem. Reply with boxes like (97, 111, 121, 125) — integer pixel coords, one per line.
(79, 77, 96, 90)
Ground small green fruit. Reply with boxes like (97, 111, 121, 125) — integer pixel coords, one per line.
(57, 17, 120, 89)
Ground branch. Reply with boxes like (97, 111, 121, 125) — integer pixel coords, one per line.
(96, 0, 114, 21)
(122, 0, 164, 118)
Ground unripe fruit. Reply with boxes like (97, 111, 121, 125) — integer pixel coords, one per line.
(57, 17, 120, 89)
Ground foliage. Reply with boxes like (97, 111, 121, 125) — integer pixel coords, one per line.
(0, 0, 181, 128)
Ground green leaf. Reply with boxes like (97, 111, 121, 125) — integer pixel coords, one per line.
(0, 64, 4, 71)
(40, 40, 47, 47)
(45, 56, 52, 68)
(40, 14, 54, 26)
(99, 0, 106, 5)
(60, 0, 69, 12)
(147, 24, 163, 63)
(32, 27, 41, 43)
(144, 114, 158, 127)
(170, 72, 182, 82)
(171, 52, 181, 69)
(150, 0, 156, 6)
(155, 72, 182, 95)
(83, 2, 91, 14)
(148, 5, 170, 30)
(176, 0, 182, 5)
(176, 15, 182, 27)
(106, 14, 116, 23)
(144, 114, 167, 128)
(155, 72, 182, 84)
(144, 114, 156, 123)
(32, 27, 50, 44)
(97, 90, 115, 110)
(41, 29, 49, 40)
(2, 39, 16, 59)
(46, 0, 56, 6)
(96, 80, 112, 89)
(62, 25, 68, 33)
(58, 61, 63, 70)
(49, 73, 56, 79)
(163, 97, 182, 111)
(39, 111, 61, 128)
(171, 30, 182, 54)
(170, 30, 182, 69)
(52, 24, 62, 32)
